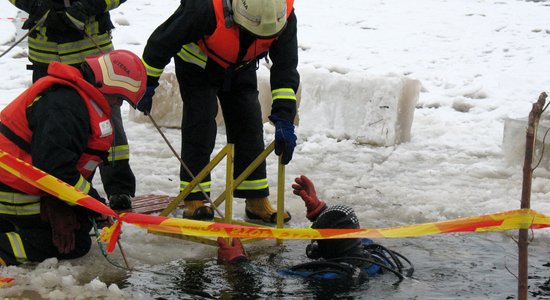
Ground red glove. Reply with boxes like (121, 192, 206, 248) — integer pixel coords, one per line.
(40, 196, 80, 254)
(217, 237, 247, 264)
(292, 175, 327, 221)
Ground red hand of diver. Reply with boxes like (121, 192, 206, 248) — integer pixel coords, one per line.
(292, 175, 327, 221)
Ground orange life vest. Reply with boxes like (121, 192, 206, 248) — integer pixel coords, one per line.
(198, 0, 294, 69)
(0, 62, 113, 195)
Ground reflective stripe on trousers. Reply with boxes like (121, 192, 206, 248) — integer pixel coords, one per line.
(180, 181, 211, 193)
(5, 232, 28, 264)
(0, 192, 40, 216)
(236, 178, 269, 191)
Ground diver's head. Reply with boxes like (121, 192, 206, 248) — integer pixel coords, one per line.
(308, 205, 363, 260)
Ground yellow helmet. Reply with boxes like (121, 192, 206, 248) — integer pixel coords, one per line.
(232, 0, 287, 38)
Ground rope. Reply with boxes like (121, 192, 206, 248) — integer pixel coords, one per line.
(0, 11, 48, 59)
(90, 221, 217, 298)
(90, 218, 180, 280)
(82, 27, 223, 219)
(146, 113, 224, 218)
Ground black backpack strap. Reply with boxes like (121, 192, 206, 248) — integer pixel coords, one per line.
(84, 147, 110, 166)
(0, 123, 31, 153)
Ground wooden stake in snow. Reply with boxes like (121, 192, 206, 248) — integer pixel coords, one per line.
(518, 92, 547, 300)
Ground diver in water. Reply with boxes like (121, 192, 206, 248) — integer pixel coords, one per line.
(217, 175, 414, 283)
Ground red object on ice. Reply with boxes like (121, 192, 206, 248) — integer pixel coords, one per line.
(0, 277, 14, 288)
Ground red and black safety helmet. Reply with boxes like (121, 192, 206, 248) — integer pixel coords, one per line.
(84, 49, 147, 108)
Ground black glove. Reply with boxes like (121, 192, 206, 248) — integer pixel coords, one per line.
(44, 11, 67, 30)
(23, 0, 52, 29)
(269, 114, 297, 165)
(64, 1, 92, 30)
(136, 86, 156, 115)
(40, 196, 80, 254)
(94, 214, 114, 229)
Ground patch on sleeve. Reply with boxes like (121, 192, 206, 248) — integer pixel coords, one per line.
(99, 120, 113, 137)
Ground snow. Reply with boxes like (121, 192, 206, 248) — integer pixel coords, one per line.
(1, 0, 550, 298)
(129, 66, 421, 145)
(293, 68, 420, 145)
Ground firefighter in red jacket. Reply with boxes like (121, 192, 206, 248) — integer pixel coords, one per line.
(140, 0, 299, 223)
(0, 50, 146, 266)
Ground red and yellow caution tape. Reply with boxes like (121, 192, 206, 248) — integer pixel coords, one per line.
(111, 208, 550, 242)
(0, 17, 28, 21)
(0, 277, 14, 288)
(0, 151, 118, 218)
(1, 150, 550, 255)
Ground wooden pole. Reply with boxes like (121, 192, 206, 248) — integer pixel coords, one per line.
(518, 92, 547, 300)
(276, 155, 285, 245)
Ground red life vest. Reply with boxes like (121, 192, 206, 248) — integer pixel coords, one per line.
(0, 62, 113, 195)
(198, 0, 294, 69)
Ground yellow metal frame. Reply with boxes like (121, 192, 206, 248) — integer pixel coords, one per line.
(153, 141, 285, 246)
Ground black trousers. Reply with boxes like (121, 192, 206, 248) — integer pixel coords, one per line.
(174, 58, 268, 200)
(0, 212, 93, 265)
(32, 64, 136, 197)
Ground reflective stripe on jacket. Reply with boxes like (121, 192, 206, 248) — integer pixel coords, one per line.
(9, 0, 123, 65)
(28, 32, 114, 65)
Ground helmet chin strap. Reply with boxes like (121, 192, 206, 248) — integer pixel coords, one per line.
(105, 95, 123, 107)
(222, 0, 234, 28)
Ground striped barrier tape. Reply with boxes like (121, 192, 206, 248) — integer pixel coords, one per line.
(117, 208, 550, 241)
(0, 151, 118, 217)
(0, 277, 14, 288)
(0, 18, 28, 21)
(1, 150, 549, 254)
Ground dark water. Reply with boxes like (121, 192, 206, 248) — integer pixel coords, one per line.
(117, 232, 550, 299)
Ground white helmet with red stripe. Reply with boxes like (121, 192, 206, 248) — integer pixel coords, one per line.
(84, 50, 147, 108)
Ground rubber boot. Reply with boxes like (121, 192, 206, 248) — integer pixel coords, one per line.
(183, 200, 214, 220)
(245, 197, 291, 224)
